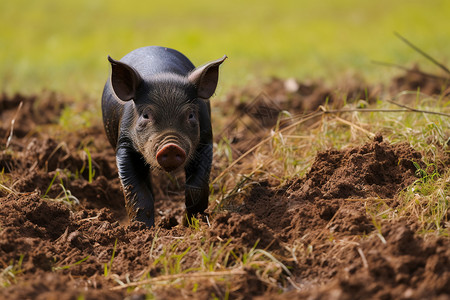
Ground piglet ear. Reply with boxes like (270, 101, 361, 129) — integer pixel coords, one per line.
(108, 56, 142, 101)
(188, 55, 227, 99)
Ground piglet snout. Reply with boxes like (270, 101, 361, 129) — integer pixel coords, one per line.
(156, 143, 186, 172)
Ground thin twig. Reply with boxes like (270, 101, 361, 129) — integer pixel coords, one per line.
(371, 60, 449, 81)
(322, 107, 450, 118)
(394, 32, 450, 75)
(110, 270, 247, 290)
(386, 99, 450, 117)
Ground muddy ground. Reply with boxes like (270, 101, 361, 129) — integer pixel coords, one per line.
(0, 69, 449, 299)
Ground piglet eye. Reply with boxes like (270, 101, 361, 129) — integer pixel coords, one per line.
(143, 113, 149, 119)
(188, 112, 195, 120)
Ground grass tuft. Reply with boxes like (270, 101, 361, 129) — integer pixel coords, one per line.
(42, 171, 80, 208)
(398, 168, 449, 234)
(0, 255, 24, 287)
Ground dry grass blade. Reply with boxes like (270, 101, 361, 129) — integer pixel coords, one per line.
(334, 116, 375, 137)
(0, 183, 18, 196)
(5, 101, 23, 148)
(343, 198, 394, 202)
(357, 247, 369, 269)
(110, 270, 247, 290)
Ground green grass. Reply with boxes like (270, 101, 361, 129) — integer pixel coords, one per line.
(1, 0, 450, 98)
(399, 166, 449, 235)
(104, 238, 118, 277)
(53, 256, 90, 271)
(42, 171, 80, 207)
(0, 255, 24, 287)
(83, 147, 95, 183)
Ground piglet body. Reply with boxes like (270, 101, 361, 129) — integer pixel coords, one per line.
(102, 46, 226, 227)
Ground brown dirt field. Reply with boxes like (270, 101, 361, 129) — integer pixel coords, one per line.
(0, 70, 449, 299)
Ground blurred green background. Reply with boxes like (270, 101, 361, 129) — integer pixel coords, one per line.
(1, 0, 449, 98)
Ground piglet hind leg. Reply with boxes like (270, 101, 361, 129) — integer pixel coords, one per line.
(116, 147, 155, 227)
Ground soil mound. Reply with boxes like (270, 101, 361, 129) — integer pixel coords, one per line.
(287, 134, 421, 201)
(221, 134, 422, 244)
